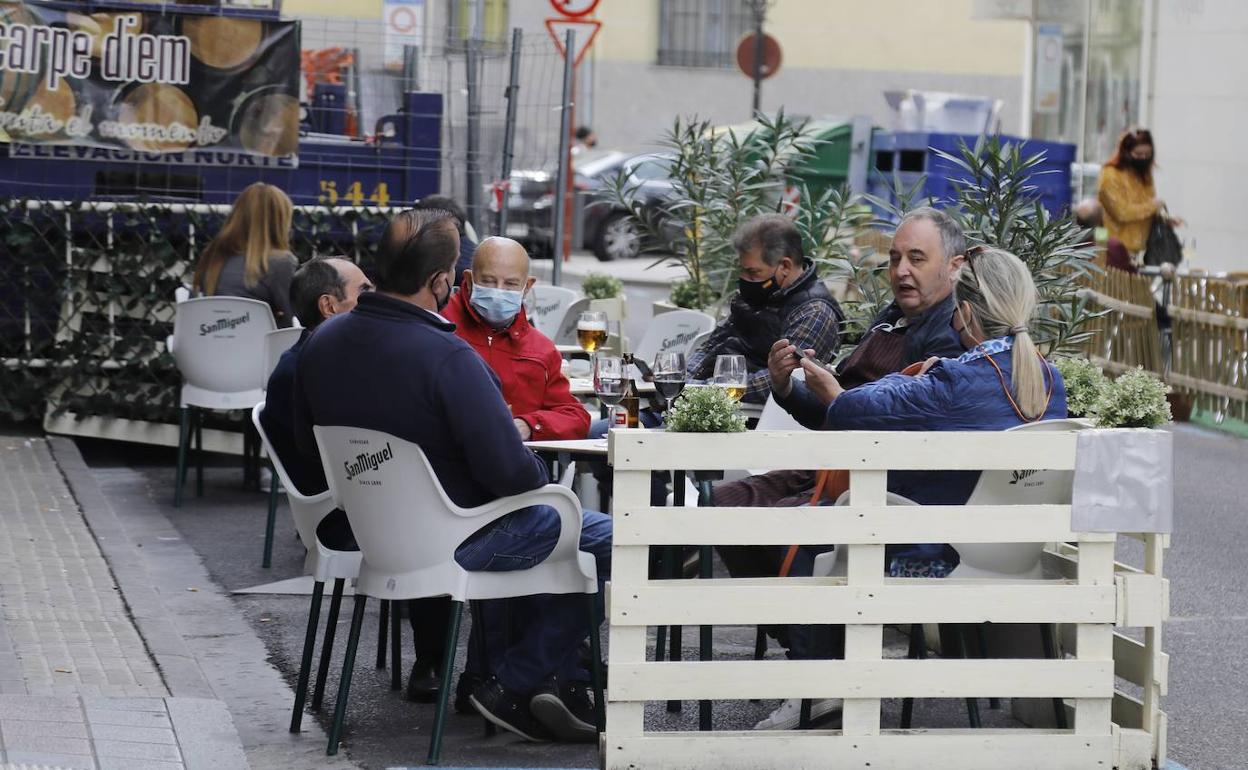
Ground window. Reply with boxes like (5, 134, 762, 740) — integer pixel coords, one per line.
(446, 0, 509, 53)
(657, 0, 753, 69)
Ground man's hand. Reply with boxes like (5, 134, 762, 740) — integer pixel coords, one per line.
(799, 357, 844, 406)
(513, 418, 532, 441)
(767, 338, 807, 399)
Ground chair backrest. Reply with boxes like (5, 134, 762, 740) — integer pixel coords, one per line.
(313, 425, 501, 582)
(263, 327, 303, 384)
(952, 419, 1088, 575)
(528, 285, 580, 339)
(633, 309, 716, 363)
(172, 297, 276, 398)
(689, 330, 712, 356)
(251, 402, 334, 549)
(554, 296, 593, 345)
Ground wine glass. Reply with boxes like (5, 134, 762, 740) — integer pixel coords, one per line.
(652, 351, 687, 413)
(714, 354, 748, 401)
(593, 354, 627, 417)
(577, 311, 608, 353)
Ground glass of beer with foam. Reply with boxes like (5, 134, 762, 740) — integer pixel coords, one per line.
(577, 311, 608, 353)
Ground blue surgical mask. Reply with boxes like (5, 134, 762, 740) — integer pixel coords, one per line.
(469, 283, 525, 327)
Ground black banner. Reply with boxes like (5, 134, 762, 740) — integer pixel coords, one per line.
(0, 2, 300, 159)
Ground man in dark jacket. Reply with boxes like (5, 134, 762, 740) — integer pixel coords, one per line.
(292, 208, 611, 744)
(687, 214, 843, 403)
(443, 237, 589, 440)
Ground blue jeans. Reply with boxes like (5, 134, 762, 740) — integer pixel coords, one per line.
(454, 504, 612, 695)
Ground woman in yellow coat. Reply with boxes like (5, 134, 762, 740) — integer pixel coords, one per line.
(1097, 127, 1184, 260)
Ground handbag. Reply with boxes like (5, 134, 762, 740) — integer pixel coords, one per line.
(1143, 212, 1182, 267)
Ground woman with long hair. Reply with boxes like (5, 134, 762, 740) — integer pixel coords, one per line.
(192, 182, 298, 327)
(1097, 127, 1184, 260)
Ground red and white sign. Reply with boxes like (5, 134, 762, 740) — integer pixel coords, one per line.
(780, 184, 801, 217)
(545, 18, 601, 66)
(548, 0, 599, 18)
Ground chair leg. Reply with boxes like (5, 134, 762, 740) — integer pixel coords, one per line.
(975, 624, 1000, 709)
(312, 579, 345, 711)
(901, 623, 927, 729)
(951, 624, 981, 728)
(698, 543, 713, 731)
(376, 600, 389, 669)
(1040, 623, 1069, 729)
(468, 602, 496, 737)
(193, 408, 204, 498)
(327, 594, 367, 756)
(289, 580, 324, 733)
(426, 600, 464, 766)
(753, 626, 767, 661)
(262, 462, 278, 568)
(586, 594, 606, 733)
(173, 407, 190, 507)
(391, 600, 403, 690)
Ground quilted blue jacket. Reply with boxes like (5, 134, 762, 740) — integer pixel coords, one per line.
(779, 338, 1068, 506)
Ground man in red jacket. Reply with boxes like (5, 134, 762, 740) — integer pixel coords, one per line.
(443, 236, 590, 441)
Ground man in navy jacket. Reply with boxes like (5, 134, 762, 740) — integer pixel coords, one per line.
(292, 208, 611, 743)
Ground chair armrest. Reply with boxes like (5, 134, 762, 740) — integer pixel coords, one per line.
(463, 484, 586, 564)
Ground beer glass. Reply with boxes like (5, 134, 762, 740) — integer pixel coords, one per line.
(714, 354, 748, 401)
(577, 311, 608, 353)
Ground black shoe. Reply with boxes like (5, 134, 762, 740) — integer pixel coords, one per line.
(454, 671, 484, 715)
(405, 657, 441, 704)
(528, 674, 598, 743)
(469, 677, 551, 742)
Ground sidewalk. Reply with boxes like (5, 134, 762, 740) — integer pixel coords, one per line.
(0, 434, 247, 769)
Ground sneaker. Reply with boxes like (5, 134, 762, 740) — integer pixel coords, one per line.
(529, 674, 598, 743)
(753, 698, 842, 730)
(469, 677, 551, 742)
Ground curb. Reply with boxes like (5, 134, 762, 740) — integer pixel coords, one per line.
(47, 436, 217, 699)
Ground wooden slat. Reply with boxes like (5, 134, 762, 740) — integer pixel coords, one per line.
(606, 469, 653, 741)
(612, 504, 1115, 545)
(605, 731, 1114, 770)
(609, 583, 1116, 625)
(608, 430, 1079, 472)
(843, 469, 887, 736)
(1113, 632, 1169, 695)
(609, 659, 1113, 701)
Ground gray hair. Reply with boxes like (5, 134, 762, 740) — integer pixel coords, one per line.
(731, 214, 804, 267)
(899, 206, 966, 262)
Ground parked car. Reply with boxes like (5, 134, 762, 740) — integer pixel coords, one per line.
(500, 149, 680, 261)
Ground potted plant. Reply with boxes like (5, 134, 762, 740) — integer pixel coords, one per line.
(1053, 357, 1109, 419)
(1092, 368, 1173, 428)
(582, 272, 623, 300)
(666, 386, 747, 434)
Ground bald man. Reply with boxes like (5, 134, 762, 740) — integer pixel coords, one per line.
(443, 237, 590, 441)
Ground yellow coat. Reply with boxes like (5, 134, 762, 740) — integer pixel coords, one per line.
(1097, 165, 1157, 253)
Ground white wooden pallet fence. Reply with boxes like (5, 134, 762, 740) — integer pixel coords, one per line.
(606, 429, 1169, 770)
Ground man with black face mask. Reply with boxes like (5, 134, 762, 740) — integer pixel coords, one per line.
(687, 214, 843, 404)
(292, 208, 613, 743)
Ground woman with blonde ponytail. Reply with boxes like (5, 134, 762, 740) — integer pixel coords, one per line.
(773, 246, 1067, 578)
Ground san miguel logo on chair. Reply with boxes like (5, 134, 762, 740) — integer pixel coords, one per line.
(199, 312, 250, 335)
(344, 442, 394, 483)
(1010, 469, 1041, 486)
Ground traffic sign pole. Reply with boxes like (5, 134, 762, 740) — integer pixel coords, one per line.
(551, 28, 576, 285)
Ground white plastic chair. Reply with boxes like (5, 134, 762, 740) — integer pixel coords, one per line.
(528, 284, 580, 340)
(689, 329, 712, 356)
(554, 296, 593, 346)
(313, 426, 603, 764)
(948, 418, 1088, 579)
(171, 297, 276, 506)
(632, 309, 716, 363)
(251, 403, 364, 734)
(263, 327, 303, 384)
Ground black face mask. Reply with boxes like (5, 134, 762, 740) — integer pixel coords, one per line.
(432, 273, 452, 312)
(1128, 156, 1152, 174)
(738, 272, 781, 306)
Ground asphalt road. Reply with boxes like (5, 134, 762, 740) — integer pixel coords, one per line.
(73, 424, 1243, 769)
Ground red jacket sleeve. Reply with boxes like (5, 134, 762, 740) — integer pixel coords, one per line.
(514, 345, 591, 440)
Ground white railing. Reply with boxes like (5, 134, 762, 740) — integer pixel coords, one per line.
(606, 429, 1169, 770)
